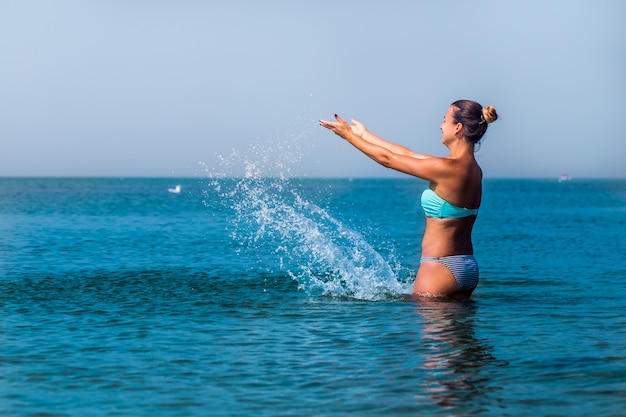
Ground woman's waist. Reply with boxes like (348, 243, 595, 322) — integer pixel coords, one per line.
(421, 231, 473, 257)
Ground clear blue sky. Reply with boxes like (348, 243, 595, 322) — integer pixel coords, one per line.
(1, 0, 624, 178)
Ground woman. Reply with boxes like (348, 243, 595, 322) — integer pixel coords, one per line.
(320, 100, 498, 299)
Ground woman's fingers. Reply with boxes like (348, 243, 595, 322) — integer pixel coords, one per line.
(334, 114, 351, 128)
(320, 115, 353, 139)
(319, 119, 337, 128)
(320, 115, 345, 129)
(320, 114, 352, 138)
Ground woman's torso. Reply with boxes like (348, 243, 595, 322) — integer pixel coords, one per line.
(421, 159, 482, 257)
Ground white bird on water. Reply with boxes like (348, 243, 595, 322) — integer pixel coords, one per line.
(168, 185, 181, 194)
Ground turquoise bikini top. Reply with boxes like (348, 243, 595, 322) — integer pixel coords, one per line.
(421, 188, 479, 219)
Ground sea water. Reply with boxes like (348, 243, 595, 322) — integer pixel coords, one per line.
(1, 174, 625, 416)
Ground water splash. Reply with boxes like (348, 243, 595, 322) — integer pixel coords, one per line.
(202, 138, 410, 301)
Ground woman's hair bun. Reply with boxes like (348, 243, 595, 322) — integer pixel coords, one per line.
(482, 105, 498, 124)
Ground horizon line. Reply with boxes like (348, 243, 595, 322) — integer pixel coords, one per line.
(0, 175, 624, 180)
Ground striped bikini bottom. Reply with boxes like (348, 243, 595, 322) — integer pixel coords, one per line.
(420, 254, 479, 293)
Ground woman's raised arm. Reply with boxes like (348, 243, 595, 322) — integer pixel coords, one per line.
(319, 114, 451, 182)
(348, 118, 431, 160)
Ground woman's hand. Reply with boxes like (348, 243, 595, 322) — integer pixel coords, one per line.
(349, 119, 367, 137)
(319, 115, 367, 141)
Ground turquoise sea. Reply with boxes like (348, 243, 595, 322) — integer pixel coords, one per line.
(1, 176, 625, 416)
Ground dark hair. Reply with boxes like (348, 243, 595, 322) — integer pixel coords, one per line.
(451, 100, 498, 147)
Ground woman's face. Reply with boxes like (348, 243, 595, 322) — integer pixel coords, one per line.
(440, 106, 459, 145)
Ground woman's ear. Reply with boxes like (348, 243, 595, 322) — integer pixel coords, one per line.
(454, 123, 463, 135)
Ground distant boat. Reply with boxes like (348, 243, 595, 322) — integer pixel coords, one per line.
(168, 185, 182, 193)
(558, 174, 571, 182)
